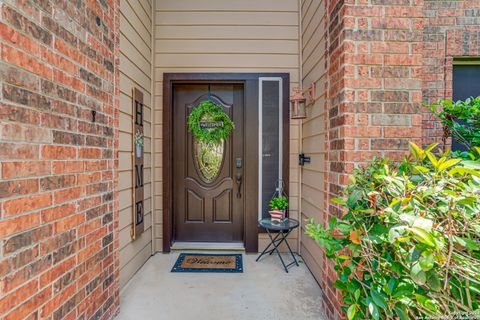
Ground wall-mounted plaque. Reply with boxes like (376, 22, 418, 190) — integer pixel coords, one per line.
(131, 88, 144, 240)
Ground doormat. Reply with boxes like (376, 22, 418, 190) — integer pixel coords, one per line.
(171, 253, 243, 273)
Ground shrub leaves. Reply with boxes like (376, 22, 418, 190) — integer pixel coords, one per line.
(306, 143, 480, 319)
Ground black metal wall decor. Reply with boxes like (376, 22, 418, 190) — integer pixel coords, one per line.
(131, 88, 144, 240)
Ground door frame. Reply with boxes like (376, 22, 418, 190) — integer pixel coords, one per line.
(163, 73, 290, 253)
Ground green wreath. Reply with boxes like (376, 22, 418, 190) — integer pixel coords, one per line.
(187, 100, 234, 144)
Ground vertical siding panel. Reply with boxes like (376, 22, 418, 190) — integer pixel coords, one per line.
(119, 0, 153, 290)
(300, 0, 328, 283)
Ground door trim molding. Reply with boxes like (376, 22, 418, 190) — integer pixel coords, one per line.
(162, 73, 290, 253)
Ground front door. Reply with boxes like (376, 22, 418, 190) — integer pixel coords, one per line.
(173, 84, 244, 242)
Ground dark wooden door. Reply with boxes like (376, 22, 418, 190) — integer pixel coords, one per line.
(173, 84, 244, 242)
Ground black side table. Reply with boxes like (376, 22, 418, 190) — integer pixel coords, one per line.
(256, 218, 300, 272)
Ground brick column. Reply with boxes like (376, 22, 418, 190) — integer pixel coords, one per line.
(0, 0, 120, 319)
(323, 0, 424, 319)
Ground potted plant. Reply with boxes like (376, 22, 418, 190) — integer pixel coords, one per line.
(269, 196, 288, 222)
(134, 131, 143, 158)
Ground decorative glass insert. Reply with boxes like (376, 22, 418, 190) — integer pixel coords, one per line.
(194, 139, 224, 182)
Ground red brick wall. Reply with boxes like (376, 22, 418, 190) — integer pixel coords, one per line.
(0, 0, 120, 319)
(422, 0, 480, 146)
(317, 1, 479, 319)
(322, 0, 424, 318)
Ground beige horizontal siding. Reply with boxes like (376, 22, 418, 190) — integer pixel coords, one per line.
(155, 11, 299, 26)
(155, 39, 299, 54)
(153, 0, 301, 252)
(119, 0, 153, 290)
(299, 0, 328, 283)
(156, 0, 298, 12)
(155, 54, 299, 68)
(155, 25, 299, 40)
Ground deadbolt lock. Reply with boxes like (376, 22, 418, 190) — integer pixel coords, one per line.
(235, 158, 242, 168)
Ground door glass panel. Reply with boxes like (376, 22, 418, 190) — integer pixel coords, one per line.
(194, 139, 224, 183)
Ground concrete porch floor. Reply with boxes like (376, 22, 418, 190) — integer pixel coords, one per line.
(116, 252, 326, 320)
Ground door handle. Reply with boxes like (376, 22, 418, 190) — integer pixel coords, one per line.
(235, 173, 242, 198)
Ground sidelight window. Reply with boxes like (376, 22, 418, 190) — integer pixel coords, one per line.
(258, 77, 283, 220)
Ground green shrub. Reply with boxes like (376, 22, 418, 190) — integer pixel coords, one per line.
(428, 97, 480, 155)
(306, 143, 480, 320)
